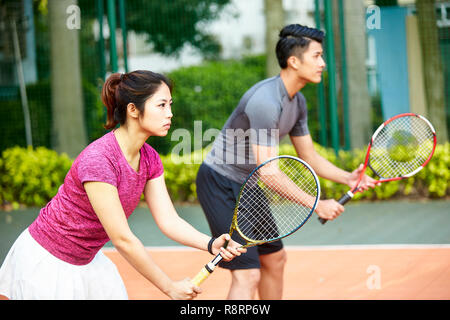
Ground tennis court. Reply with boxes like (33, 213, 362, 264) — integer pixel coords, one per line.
(1, 199, 449, 300)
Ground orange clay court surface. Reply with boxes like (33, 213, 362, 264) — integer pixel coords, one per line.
(100, 200, 450, 300)
(103, 245, 450, 300)
(1, 200, 449, 300)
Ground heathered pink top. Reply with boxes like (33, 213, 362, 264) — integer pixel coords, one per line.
(28, 130, 164, 265)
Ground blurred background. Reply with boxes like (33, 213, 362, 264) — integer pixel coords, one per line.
(0, 0, 449, 207)
(1, 1, 449, 298)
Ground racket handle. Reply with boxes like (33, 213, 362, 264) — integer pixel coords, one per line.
(318, 217, 327, 224)
(191, 265, 214, 286)
(191, 253, 223, 286)
(318, 191, 354, 225)
(337, 191, 354, 205)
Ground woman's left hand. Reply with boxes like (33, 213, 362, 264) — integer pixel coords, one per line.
(211, 234, 246, 261)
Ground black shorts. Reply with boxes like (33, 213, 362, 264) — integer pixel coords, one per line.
(195, 163, 283, 270)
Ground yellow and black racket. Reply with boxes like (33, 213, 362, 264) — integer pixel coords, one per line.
(191, 155, 320, 286)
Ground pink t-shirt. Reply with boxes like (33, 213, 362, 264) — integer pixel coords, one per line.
(28, 130, 164, 265)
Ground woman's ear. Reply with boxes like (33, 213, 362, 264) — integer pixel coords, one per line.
(126, 103, 139, 119)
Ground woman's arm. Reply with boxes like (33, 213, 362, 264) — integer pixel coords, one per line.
(144, 175, 245, 257)
(84, 181, 200, 300)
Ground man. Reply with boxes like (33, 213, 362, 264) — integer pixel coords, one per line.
(196, 24, 375, 300)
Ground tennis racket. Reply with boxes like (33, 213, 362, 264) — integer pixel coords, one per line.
(191, 155, 320, 286)
(319, 113, 436, 224)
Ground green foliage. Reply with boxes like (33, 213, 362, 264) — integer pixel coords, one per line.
(1, 143, 448, 209)
(154, 56, 328, 154)
(161, 143, 450, 202)
(280, 143, 450, 201)
(150, 55, 267, 154)
(0, 80, 106, 153)
(160, 150, 204, 203)
(75, 0, 231, 58)
(123, 0, 230, 57)
(0, 146, 72, 208)
(375, 0, 398, 6)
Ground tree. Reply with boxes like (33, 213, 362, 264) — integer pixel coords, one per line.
(264, 0, 284, 77)
(343, 0, 372, 148)
(375, 0, 398, 6)
(416, 0, 448, 142)
(48, 0, 87, 157)
(78, 0, 231, 59)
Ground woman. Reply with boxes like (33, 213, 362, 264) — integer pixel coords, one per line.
(0, 70, 245, 300)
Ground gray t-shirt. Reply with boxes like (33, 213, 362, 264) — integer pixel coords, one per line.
(204, 75, 309, 183)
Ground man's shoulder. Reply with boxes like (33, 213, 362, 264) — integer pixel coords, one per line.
(244, 77, 282, 107)
(295, 90, 308, 105)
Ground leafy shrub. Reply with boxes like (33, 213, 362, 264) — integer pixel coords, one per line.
(279, 143, 450, 201)
(155, 55, 326, 155)
(0, 146, 72, 208)
(148, 55, 267, 155)
(1, 143, 448, 209)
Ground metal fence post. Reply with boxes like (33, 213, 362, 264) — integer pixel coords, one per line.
(107, 0, 118, 72)
(324, 0, 340, 153)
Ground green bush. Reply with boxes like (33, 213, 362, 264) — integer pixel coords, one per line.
(148, 55, 267, 155)
(156, 55, 326, 155)
(1, 143, 448, 209)
(162, 142, 449, 203)
(160, 149, 204, 203)
(0, 146, 72, 208)
(279, 143, 450, 201)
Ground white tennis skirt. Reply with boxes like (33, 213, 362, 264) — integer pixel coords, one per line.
(0, 228, 128, 300)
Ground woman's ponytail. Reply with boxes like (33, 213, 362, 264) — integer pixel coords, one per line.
(101, 73, 122, 130)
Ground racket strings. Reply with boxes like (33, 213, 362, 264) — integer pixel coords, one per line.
(370, 116, 434, 178)
(236, 158, 318, 242)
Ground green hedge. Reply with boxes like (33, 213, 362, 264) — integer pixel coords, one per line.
(1, 143, 448, 209)
(277, 143, 450, 201)
(153, 55, 328, 155)
(0, 146, 72, 208)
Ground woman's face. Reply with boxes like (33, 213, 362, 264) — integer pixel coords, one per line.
(139, 82, 173, 136)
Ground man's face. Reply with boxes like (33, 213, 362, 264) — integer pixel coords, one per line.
(295, 40, 326, 84)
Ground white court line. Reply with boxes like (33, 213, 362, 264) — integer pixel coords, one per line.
(284, 244, 450, 251)
(102, 244, 450, 252)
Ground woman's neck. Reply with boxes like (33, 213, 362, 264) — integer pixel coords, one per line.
(114, 125, 148, 161)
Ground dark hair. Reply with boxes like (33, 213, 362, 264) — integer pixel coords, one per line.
(101, 70, 172, 130)
(276, 24, 325, 69)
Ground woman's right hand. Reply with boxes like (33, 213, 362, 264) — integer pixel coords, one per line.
(167, 278, 202, 300)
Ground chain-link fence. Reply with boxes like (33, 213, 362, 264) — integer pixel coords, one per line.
(0, 0, 448, 158)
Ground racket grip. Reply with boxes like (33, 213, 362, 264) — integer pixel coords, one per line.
(191, 253, 223, 286)
(191, 265, 214, 287)
(318, 217, 327, 224)
(318, 191, 354, 225)
(337, 191, 354, 205)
